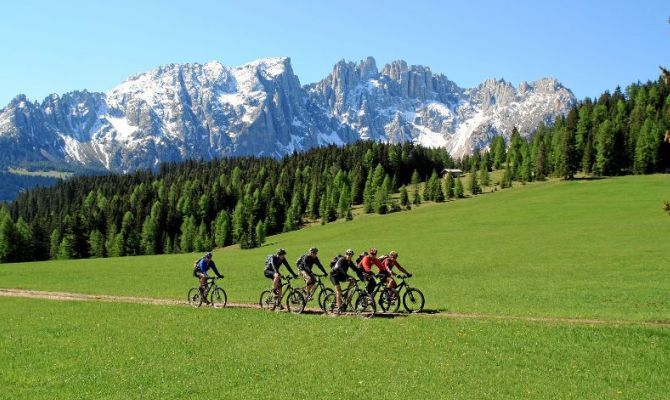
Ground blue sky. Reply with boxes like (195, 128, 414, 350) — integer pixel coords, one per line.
(1, 0, 668, 105)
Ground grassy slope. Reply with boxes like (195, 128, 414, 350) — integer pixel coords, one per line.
(1, 298, 668, 400)
(2, 175, 669, 321)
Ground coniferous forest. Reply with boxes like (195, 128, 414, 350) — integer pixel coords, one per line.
(0, 76, 669, 264)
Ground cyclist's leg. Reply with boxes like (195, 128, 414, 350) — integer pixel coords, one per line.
(273, 273, 282, 298)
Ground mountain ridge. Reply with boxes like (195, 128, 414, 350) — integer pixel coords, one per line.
(0, 56, 576, 172)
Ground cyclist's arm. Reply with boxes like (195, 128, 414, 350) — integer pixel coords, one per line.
(314, 258, 327, 275)
(395, 261, 409, 275)
(283, 258, 298, 277)
(210, 262, 223, 278)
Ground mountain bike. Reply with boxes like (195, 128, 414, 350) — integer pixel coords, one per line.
(380, 274, 425, 313)
(382, 275, 426, 313)
(187, 276, 227, 308)
(259, 276, 306, 314)
(322, 277, 366, 315)
(296, 274, 334, 311)
(354, 274, 398, 317)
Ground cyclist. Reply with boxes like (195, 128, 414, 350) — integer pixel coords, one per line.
(330, 249, 358, 312)
(264, 248, 298, 301)
(358, 247, 384, 297)
(193, 252, 223, 305)
(296, 247, 328, 301)
(380, 250, 412, 300)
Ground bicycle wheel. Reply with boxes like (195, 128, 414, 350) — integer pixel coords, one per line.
(259, 290, 277, 311)
(187, 288, 202, 308)
(210, 287, 227, 308)
(322, 292, 339, 315)
(379, 288, 400, 313)
(403, 288, 425, 313)
(318, 288, 334, 311)
(286, 289, 306, 314)
(354, 292, 376, 317)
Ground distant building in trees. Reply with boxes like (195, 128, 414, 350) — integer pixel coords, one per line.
(440, 169, 463, 178)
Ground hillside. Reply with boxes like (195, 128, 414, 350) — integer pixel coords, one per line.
(2, 174, 669, 321)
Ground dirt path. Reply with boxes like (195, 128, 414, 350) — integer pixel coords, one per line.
(1, 288, 668, 327)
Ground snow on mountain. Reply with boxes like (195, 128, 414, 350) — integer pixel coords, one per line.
(0, 57, 576, 171)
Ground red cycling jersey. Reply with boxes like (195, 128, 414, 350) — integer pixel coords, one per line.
(359, 255, 383, 273)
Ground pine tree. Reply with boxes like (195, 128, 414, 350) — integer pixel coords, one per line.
(89, 229, 106, 258)
(374, 175, 391, 214)
(49, 229, 61, 260)
(0, 211, 18, 263)
(411, 170, 422, 205)
(634, 118, 661, 174)
(255, 220, 267, 246)
(214, 211, 231, 248)
(467, 165, 481, 195)
(444, 172, 455, 199)
(180, 215, 197, 253)
(479, 155, 491, 188)
(363, 168, 375, 213)
(338, 184, 352, 219)
(595, 120, 616, 175)
(399, 185, 410, 210)
(58, 234, 77, 260)
(454, 177, 465, 198)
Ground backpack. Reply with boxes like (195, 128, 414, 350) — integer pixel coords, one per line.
(329, 255, 343, 272)
(378, 255, 389, 264)
(355, 252, 368, 265)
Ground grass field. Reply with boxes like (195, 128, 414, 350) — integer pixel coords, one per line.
(1, 175, 669, 399)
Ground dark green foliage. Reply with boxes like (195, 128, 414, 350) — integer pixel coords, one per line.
(399, 185, 410, 210)
(455, 177, 465, 198)
(467, 165, 481, 195)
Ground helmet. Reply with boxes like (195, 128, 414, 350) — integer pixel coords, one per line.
(277, 248, 286, 256)
(369, 247, 378, 256)
(205, 252, 213, 258)
(308, 247, 318, 254)
(389, 251, 398, 258)
(345, 249, 354, 256)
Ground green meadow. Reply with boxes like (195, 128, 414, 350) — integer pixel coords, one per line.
(1, 175, 669, 399)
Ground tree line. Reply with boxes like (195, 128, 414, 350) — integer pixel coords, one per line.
(1, 76, 669, 264)
(0, 142, 452, 263)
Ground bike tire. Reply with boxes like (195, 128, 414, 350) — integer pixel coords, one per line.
(210, 287, 227, 308)
(403, 288, 425, 313)
(379, 288, 400, 313)
(187, 287, 202, 308)
(259, 290, 277, 311)
(318, 288, 334, 312)
(354, 292, 376, 317)
(322, 292, 339, 315)
(286, 290, 306, 314)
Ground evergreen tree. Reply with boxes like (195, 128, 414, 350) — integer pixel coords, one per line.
(479, 155, 491, 187)
(89, 229, 106, 258)
(255, 220, 266, 246)
(180, 215, 197, 253)
(454, 177, 465, 198)
(338, 184, 352, 219)
(214, 211, 232, 248)
(444, 172, 455, 199)
(0, 211, 18, 263)
(49, 229, 60, 260)
(595, 120, 616, 175)
(399, 185, 410, 210)
(374, 175, 391, 214)
(411, 170, 422, 205)
(634, 118, 661, 173)
(363, 168, 375, 213)
(58, 234, 77, 260)
(467, 166, 481, 195)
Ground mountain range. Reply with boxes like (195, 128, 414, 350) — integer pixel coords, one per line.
(0, 56, 576, 173)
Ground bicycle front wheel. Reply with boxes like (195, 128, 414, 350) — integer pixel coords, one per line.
(210, 287, 227, 308)
(354, 292, 376, 317)
(187, 288, 202, 308)
(286, 290, 306, 314)
(403, 288, 425, 313)
(259, 290, 277, 311)
(318, 288, 334, 312)
(322, 292, 339, 315)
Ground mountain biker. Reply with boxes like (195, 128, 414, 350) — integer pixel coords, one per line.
(264, 248, 298, 301)
(330, 249, 358, 312)
(380, 250, 412, 299)
(193, 252, 223, 305)
(358, 247, 384, 297)
(296, 247, 328, 301)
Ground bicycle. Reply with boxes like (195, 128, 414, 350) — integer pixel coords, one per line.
(259, 276, 306, 314)
(322, 277, 367, 315)
(297, 274, 334, 311)
(187, 276, 227, 308)
(385, 274, 425, 313)
(354, 274, 398, 317)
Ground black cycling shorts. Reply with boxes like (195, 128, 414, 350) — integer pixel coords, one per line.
(330, 272, 349, 286)
(193, 268, 204, 279)
(264, 269, 277, 279)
